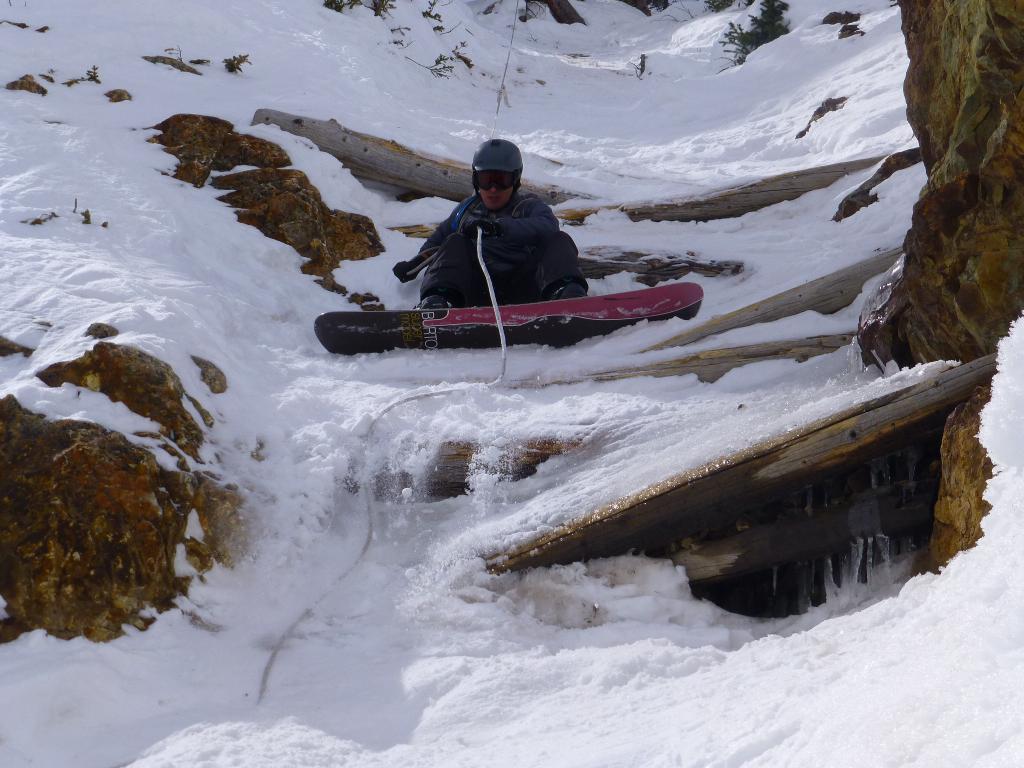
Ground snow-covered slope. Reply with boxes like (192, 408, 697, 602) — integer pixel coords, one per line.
(4, 1, 1022, 766)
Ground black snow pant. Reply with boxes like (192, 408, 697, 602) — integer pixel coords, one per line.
(419, 231, 587, 307)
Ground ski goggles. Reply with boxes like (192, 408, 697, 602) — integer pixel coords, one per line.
(476, 170, 516, 190)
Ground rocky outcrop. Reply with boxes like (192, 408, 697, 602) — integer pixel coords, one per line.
(37, 342, 212, 462)
(150, 113, 385, 303)
(149, 114, 290, 187)
(866, 2, 1024, 367)
(929, 385, 993, 568)
(5, 74, 46, 96)
(211, 168, 384, 293)
(105, 89, 132, 103)
(191, 355, 227, 394)
(0, 336, 32, 357)
(861, 2, 1022, 568)
(0, 396, 244, 642)
(834, 148, 922, 222)
(85, 322, 119, 339)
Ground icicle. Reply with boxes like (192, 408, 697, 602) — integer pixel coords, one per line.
(869, 457, 886, 488)
(904, 446, 921, 496)
(771, 565, 779, 597)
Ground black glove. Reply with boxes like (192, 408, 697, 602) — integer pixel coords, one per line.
(462, 217, 503, 239)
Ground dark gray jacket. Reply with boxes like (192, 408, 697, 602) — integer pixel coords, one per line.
(419, 192, 560, 274)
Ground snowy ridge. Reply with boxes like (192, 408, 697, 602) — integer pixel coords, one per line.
(3, 1, 1022, 766)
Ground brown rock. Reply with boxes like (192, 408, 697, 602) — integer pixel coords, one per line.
(5, 74, 46, 96)
(149, 114, 290, 187)
(885, 1, 1024, 364)
(834, 147, 923, 222)
(349, 292, 385, 311)
(0, 396, 244, 642)
(36, 342, 212, 461)
(929, 385, 993, 568)
(822, 11, 860, 25)
(838, 23, 864, 39)
(85, 322, 119, 339)
(211, 168, 384, 293)
(795, 96, 848, 139)
(191, 355, 227, 394)
(105, 89, 132, 102)
(0, 336, 33, 357)
(141, 55, 202, 76)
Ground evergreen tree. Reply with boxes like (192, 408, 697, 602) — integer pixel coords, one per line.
(721, 0, 790, 66)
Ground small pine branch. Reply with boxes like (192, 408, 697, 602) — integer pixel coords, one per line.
(223, 54, 250, 73)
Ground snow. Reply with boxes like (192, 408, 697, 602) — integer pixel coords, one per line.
(2, 0, 1020, 766)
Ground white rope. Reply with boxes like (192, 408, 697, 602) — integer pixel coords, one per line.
(490, 0, 522, 138)
(476, 228, 509, 384)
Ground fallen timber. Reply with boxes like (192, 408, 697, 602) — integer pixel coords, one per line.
(486, 353, 997, 574)
(391, 155, 887, 230)
(251, 109, 583, 204)
(384, 243, 745, 286)
(557, 155, 887, 224)
(577, 247, 743, 285)
(374, 438, 581, 501)
(643, 247, 901, 352)
(524, 334, 854, 387)
(673, 481, 936, 586)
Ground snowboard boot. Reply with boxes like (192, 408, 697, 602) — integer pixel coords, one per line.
(544, 278, 588, 301)
(417, 288, 462, 310)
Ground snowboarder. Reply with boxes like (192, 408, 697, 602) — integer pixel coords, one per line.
(411, 138, 588, 309)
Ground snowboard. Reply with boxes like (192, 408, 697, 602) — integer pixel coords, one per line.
(314, 283, 703, 355)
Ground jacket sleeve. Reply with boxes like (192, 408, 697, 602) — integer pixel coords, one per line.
(498, 198, 559, 246)
(419, 213, 455, 254)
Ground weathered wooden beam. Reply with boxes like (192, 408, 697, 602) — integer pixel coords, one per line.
(528, 334, 853, 387)
(486, 353, 996, 573)
(251, 109, 583, 204)
(557, 155, 887, 224)
(390, 155, 887, 231)
(544, 0, 586, 24)
(643, 248, 901, 352)
(577, 247, 743, 285)
(374, 438, 580, 501)
(673, 483, 934, 585)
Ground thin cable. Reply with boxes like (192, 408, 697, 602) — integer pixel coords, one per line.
(490, 0, 522, 138)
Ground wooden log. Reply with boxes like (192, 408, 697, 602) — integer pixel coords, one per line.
(391, 155, 887, 231)
(577, 247, 743, 285)
(673, 483, 935, 585)
(251, 109, 583, 204)
(528, 334, 854, 387)
(544, 0, 586, 24)
(557, 155, 887, 224)
(486, 353, 997, 573)
(374, 437, 580, 501)
(643, 248, 901, 352)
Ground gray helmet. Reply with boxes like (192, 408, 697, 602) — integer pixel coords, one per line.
(472, 138, 523, 190)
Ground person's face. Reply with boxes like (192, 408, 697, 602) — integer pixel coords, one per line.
(477, 170, 516, 210)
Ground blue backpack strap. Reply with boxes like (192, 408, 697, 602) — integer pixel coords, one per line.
(451, 195, 479, 234)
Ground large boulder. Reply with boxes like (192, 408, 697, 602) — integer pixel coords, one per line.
(211, 168, 384, 293)
(866, 2, 1024, 366)
(36, 342, 212, 462)
(0, 396, 243, 642)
